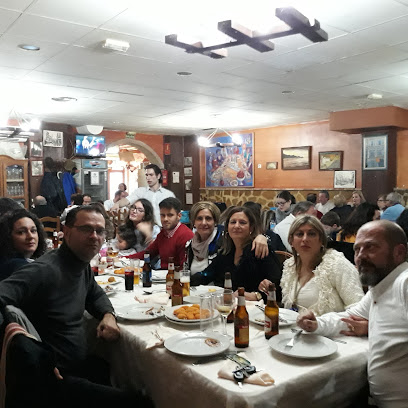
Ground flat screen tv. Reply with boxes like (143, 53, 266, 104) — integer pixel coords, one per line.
(75, 135, 106, 158)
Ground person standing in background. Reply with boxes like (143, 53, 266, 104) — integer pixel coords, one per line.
(40, 157, 67, 213)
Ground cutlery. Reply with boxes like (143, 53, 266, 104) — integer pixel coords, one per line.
(286, 329, 302, 348)
(192, 351, 244, 366)
(143, 289, 167, 295)
(290, 328, 347, 344)
(255, 304, 289, 323)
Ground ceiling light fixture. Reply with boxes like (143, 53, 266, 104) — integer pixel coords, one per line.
(165, 6, 328, 59)
(18, 44, 40, 51)
(367, 93, 383, 100)
(102, 38, 130, 53)
(177, 71, 192, 76)
(51, 96, 78, 102)
(282, 90, 294, 94)
(197, 128, 243, 148)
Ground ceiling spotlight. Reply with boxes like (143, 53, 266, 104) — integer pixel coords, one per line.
(177, 71, 192, 76)
(51, 96, 78, 102)
(102, 38, 130, 53)
(367, 93, 383, 100)
(18, 44, 40, 51)
(282, 90, 294, 94)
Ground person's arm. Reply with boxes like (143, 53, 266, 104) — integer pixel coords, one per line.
(96, 313, 120, 341)
(128, 236, 160, 260)
(111, 197, 130, 211)
(251, 234, 269, 258)
(191, 252, 221, 286)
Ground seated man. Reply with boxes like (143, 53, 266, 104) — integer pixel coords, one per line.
(128, 197, 194, 268)
(104, 190, 127, 211)
(297, 220, 408, 408)
(31, 195, 58, 219)
(320, 211, 341, 241)
(381, 192, 405, 222)
(0, 205, 150, 406)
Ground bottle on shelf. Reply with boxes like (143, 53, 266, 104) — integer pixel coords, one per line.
(224, 272, 234, 324)
(264, 283, 279, 339)
(234, 287, 249, 348)
(166, 256, 175, 296)
(142, 251, 152, 287)
(171, 264, 183, 306)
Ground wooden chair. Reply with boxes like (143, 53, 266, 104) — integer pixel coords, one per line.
(274, 250, 293, 266)
(39, 216, 61, 235)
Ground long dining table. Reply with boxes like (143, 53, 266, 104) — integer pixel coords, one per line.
(88, 276, 369, 408)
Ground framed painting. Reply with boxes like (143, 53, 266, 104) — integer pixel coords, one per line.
(363, 135, 387, 170)
(281, 146, 311, 170)
(205, 132, 253, 187)
(334, 170, 356, 189)
(319, 151, 343, 170)
(30, 141, 43, 157)
(266, 162, 278, 170)
(31, 160, 44, 177)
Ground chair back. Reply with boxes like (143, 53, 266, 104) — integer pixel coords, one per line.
(274, 250, 293, 266)
(107, 208, 129, 234)
(39, 217, 61, 235)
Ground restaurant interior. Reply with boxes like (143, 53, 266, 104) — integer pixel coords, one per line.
(1, 1, 408, 407)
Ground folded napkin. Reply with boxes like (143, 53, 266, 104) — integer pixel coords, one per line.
(218, 353, 274, 386)
(134, 292, 170, 305)
(145, 324, 179, 350)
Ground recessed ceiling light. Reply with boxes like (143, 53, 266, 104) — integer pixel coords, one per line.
(282, 90, 294, 94)
(177, 71, 192, 76)
(367, 93, 383, 100)
(18, 44, 40, 51)
(51, 96, 78, 102)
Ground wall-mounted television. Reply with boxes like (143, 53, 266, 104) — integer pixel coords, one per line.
(75, 135, 106, 158)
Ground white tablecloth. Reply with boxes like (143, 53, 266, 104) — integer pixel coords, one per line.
(91, 280, 369, 408)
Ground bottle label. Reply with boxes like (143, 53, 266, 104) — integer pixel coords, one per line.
(166, 281, 173, 295)
(168, 262, 174, 270)
(236, 326, 249, 343)
(264, 317, 271, 330)
(237, 296, 246, 306)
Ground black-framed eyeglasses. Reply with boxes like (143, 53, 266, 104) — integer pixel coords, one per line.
(276, 201, 287, 206)
(72, 225, 107, 236)
(130, 207, 145, 213)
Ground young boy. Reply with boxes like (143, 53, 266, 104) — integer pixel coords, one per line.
(116, 224, 137, 256)
(128, 197, 194, 268)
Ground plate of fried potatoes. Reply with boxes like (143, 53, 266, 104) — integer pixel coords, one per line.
(164, 304, 219, 325)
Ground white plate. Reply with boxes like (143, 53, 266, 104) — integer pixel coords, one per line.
(95, 275, 123, 286)
(152, 270, 167, 280)
(115, 304, 164, 321)
(248, 308, 298, 327)
(164, 332, 230, 357)
(193, 285, 224, 296)
(165, 305, 219, 324)
(269, 333, 338, 359)
(183, 295, 200, 304)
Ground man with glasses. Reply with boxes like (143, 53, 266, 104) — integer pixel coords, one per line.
(380, 192, 405, 222)
(111, 164, 175, 226)
(0, 205, 148, 406)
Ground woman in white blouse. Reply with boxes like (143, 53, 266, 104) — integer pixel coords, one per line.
(259, 215, 364, 316)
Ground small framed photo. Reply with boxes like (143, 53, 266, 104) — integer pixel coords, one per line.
(43, 130, 63, 147)
(184, 157, 193, 166)
(185, 178, 192, 191)
(30, 141, 43, 157)
(319, 151, 343, 171)
(363, 135, 387, 170)
(266, 162, 278, 170)
(281, 146, 312, 170)
(184, 167, 192, 177)
(334, 170, 356, 189)
(31, 160, 44, 177)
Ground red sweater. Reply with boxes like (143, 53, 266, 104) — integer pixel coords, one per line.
(128, 224, 194, 268)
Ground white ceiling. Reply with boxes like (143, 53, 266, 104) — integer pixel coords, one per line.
(1, 0, 408, 135)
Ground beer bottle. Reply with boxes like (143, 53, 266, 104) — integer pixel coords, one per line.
(234, 287, 249, 348)
(142, 251, 152, 287)
(171, 264, 183, 306)
(52, 231, 59, 249)
(166, 257, 175, 296)
(224, 272, 234, 324)
(264, 283, 279, 339)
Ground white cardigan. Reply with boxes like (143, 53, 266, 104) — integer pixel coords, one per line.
(280, 249, 364, 316)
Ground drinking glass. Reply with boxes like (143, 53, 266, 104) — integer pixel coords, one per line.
(180, 270, 190, 297)
(107, 239, 119, 258)
(199, 294, 214, 333)
(214, 289, 234, 338)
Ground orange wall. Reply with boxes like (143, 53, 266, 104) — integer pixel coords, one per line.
(200, 120, 362, 189)
(100, 130, 164, 161)
(397, 129, 408, 188)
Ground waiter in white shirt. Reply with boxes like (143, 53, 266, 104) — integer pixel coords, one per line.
(111, 164, 175, 226)
(297, 220, 408, 408)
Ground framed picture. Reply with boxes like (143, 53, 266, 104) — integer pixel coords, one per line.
(30, 141, 43, 157)
(266, 162, 278, 170)
(281, 146, 312, 170)
(363, 135, 387, 170)
(43, 130, 63, 147)
(31, 160, 44, 177)
(184, 157, 193, 166)
(334, 170, 356, 189)
(319, 151, 343, 170)
(184, 167, 192, 177)
(185, 178, 192, 191)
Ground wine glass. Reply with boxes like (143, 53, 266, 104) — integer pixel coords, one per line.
(214, 289, 234, 338)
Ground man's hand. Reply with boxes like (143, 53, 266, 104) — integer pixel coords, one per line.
(252, 235, 269, 258)
(340, 315, 368, 337)
(96, 313, 120, 342)
(110, 202, 120, 212)
(297, 310, 318, 332)
(137, 222, 153, 242)
(258, 279, 272, 295)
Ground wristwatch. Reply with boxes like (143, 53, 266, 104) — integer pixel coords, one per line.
(254, 292, 262, 301)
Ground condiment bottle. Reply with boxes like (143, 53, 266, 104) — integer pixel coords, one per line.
(142, 251, 152, 287)
(234, 287, 249, 348)
(52, 231, 59, 249)
(224, 272, 234, 323)
(166, 256, 175, 296)
(171, 264, 183, 306)
(264, 283, 279, 339)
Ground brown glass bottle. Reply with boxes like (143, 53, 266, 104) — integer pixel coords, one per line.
(166, 257, 175, 296)
(234, 287, 249, 348)
(264, 283, 279, 339)
(142, 251, 152, 287)
(171, 265, 183, 306)
(224, 272, 234, 323)
(52, 231, 59, 249)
